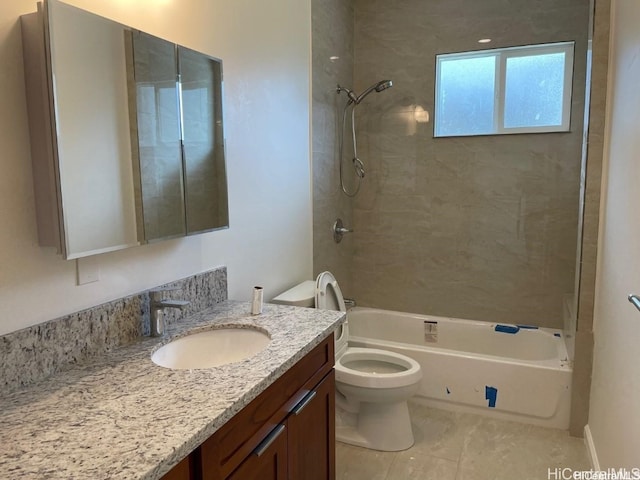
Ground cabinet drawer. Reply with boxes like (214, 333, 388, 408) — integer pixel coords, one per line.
(201, 334, 334, 478)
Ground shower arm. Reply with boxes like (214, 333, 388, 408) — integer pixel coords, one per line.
(337, 85, 358, 104)
(354, 84, 379, 104)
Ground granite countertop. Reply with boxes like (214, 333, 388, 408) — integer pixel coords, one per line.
(0, 301, 345, 479)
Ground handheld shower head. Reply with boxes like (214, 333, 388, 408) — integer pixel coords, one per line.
(353, 79, 393, 104)
(374, 80, 393, 92)
(336, 79, 393, 197)
(337, 80, 393, 105)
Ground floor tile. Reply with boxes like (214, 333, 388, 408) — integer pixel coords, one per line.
(336, 402, 590, 480)
(336, 442, 396, 480)
(386, 450, 458, 480)
(409, 402, 474, 462)
(456, 417, 590, 480)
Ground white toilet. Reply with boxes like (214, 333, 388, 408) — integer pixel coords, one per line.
(272, 271, 422, 452)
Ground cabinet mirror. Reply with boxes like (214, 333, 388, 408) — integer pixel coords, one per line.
(21, 0, 229, 259)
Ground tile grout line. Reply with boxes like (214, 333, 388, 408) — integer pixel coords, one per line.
(454, 442, 464, 480)
(383, 451, 399, 480)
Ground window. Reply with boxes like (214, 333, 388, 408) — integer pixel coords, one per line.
(434, 42, 574, 137)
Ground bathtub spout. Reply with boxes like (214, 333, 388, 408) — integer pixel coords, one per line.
(344, 298, 357, 309)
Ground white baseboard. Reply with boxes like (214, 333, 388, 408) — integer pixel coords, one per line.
(584, 424, 600, 470)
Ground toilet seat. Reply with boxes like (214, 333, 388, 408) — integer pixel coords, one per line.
(336, 347, 422, 389)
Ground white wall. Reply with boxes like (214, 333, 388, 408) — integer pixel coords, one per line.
(588, 0, 640, 467)
(0, 0, 312, 336)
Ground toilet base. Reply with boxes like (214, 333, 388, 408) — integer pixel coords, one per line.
(336, 399, 415, 452)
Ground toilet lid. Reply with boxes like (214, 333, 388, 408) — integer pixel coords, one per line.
(315, 272, 348, 357)
(315, 271, 347, 312)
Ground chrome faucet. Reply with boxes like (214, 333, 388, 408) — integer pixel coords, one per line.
(149, 289, 190, 337)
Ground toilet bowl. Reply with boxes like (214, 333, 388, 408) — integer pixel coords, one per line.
(272, 271, 422, 451)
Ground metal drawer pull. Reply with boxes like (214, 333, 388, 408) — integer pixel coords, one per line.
(254, 424, 285, 457)
(628, 294, 640, 312)
(291, 390, 317, 416)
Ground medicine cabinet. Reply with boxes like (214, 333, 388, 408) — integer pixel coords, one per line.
(21, 0, 229, 259)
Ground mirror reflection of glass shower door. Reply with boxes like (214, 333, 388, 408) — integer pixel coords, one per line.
(178, 46, 229, 234)
(129, 31, 186, 242)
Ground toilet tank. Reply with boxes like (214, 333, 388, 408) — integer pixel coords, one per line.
(271, 280, 316, 307)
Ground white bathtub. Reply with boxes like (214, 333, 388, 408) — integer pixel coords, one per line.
(347, 307, 573, 429)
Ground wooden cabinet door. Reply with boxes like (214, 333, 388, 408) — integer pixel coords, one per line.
(161, 454, 196, 480)
(287, 370, 336, 480)
(226, 424, 288, 480)
(201, 335, 334, 479)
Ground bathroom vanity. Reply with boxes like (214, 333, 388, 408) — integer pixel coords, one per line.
(0, 301, 344, 479)
(164, 336, 335, 480)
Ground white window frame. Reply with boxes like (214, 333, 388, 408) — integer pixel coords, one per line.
(434, 41, 575, 137)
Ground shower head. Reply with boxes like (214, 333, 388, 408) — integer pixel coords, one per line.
(374, 80, 393, 92)
(354, 79, 393, 104)
(338, 79, 393, 105)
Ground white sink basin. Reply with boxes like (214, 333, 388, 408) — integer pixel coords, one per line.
(151, 327, 271, 370)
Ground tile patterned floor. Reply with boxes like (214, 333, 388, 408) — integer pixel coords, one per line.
(336, 402, 590, 480)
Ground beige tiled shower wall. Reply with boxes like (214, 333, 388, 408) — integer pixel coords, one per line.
(312, 0, 355, 291)
(349, 0, 591, 328)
